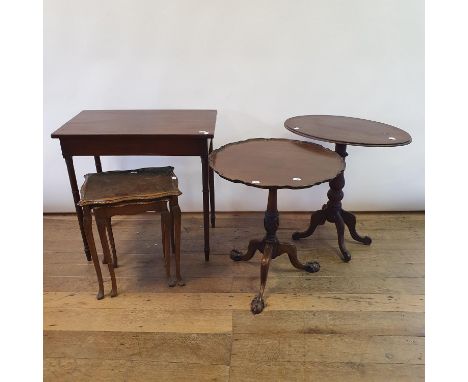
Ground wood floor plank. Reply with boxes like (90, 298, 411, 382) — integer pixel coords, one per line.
(43, 212, 425, 381)
(232, 275, 424, 295)
(44, 274, 424, 295)
(44, 254, 424, 278)
(44, 331, 231, 365)
(233, 310, 424, 336)
(231, 333, 423, 365)
(44, 307, 232, 333)
(44, 358, 230, 382)
(303, 362, 424, 382)
(229, 362, 424, 382)
(43, 275, 234, 293)
(44, 291, 424, 312)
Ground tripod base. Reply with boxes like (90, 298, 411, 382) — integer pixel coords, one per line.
(231, 238, 320, 314)
(292, 204, 371, 262)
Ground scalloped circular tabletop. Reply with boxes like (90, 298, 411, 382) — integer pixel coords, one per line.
(209, 138, 345, 189)
(284, 115, 412, 147)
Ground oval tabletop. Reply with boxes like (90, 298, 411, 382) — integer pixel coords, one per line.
(284, 115, 412, 147)
(209, 138, 345, 189)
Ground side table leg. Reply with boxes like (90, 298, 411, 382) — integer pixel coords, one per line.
(96, 215, 118, 297)
(201, 154, 210, 261)
(278, 242, 320, 273)
(64, 156, 91, 261)
(341, 209, 372, 245)
(105, 218, 118, 267)
(209, 139, 216, 228)
(230, 238, 264, 262)
(94, 156, 103, 173)
(251, 242, 274, 315)
(82, 207, 105, 299)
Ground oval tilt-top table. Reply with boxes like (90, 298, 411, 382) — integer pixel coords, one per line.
(284, 115, 412, 262)
(209, 138, 345, 314)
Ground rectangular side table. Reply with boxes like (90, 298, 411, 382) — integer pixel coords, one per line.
(51, 109, 217, 261)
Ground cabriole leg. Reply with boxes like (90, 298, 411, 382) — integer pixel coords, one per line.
(82, 207, 105, 299)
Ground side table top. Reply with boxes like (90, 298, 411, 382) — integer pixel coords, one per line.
(209, 138, 345, 189)
(51, 110, 217, 138)
(284, 115, 412, 147)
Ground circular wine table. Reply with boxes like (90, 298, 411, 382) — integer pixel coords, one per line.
(209, 138, 345, 314)
(285, 115, 412, 262)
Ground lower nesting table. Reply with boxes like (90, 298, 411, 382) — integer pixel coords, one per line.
(209, 138, 345, 314)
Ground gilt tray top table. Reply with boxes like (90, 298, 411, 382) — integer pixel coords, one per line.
(209, 138, 345, 313)
(52, 109, 217, 262)
(285, 115, 412, 261)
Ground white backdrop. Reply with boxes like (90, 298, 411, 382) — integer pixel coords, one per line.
(44, 0, 424, 212)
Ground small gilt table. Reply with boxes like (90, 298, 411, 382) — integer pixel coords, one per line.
(209, 138, 345, 314)
(285, 115, 412, 261)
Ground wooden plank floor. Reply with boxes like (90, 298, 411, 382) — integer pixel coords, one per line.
(44, 212, 424, 381)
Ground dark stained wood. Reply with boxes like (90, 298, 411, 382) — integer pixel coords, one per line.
(209, 139, 216, 228)
(51, 110, 217, 138)
(285, 115, 412, 261)
(284, 115, 412, 147)
(209, 138, 345, 190)
(51, 109, 217, 261)
(64, 156, 91, 261)
(58, 135, 208, 157)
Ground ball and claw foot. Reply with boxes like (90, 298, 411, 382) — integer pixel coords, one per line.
(96, 290, 104, 300)
(167, 277, 177, 287)
(250, 295, 265, 315)
(304, 261, 321, 273)
(177, 279, 186, 287)
(110, 289, 118, 298)
(230, 249, 244, 261)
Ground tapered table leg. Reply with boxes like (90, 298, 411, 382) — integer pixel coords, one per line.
(64, 156, 91, 261)
(209, 139, 216, 228)
(201, 153, 210, 261)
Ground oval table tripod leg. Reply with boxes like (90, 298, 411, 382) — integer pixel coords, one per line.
(341, 209, 372, 245)
(292, 209, 326, 240)
(334, 211, 352, 262)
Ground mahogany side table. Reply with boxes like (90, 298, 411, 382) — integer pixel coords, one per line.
(209, 138, 345, 314)
(285, 115, 412, 262)
(51, 110, 217, 262)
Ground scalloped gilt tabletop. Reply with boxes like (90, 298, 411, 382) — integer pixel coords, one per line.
(209, 138, 345, 189)
(284, 115, 412, 147)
